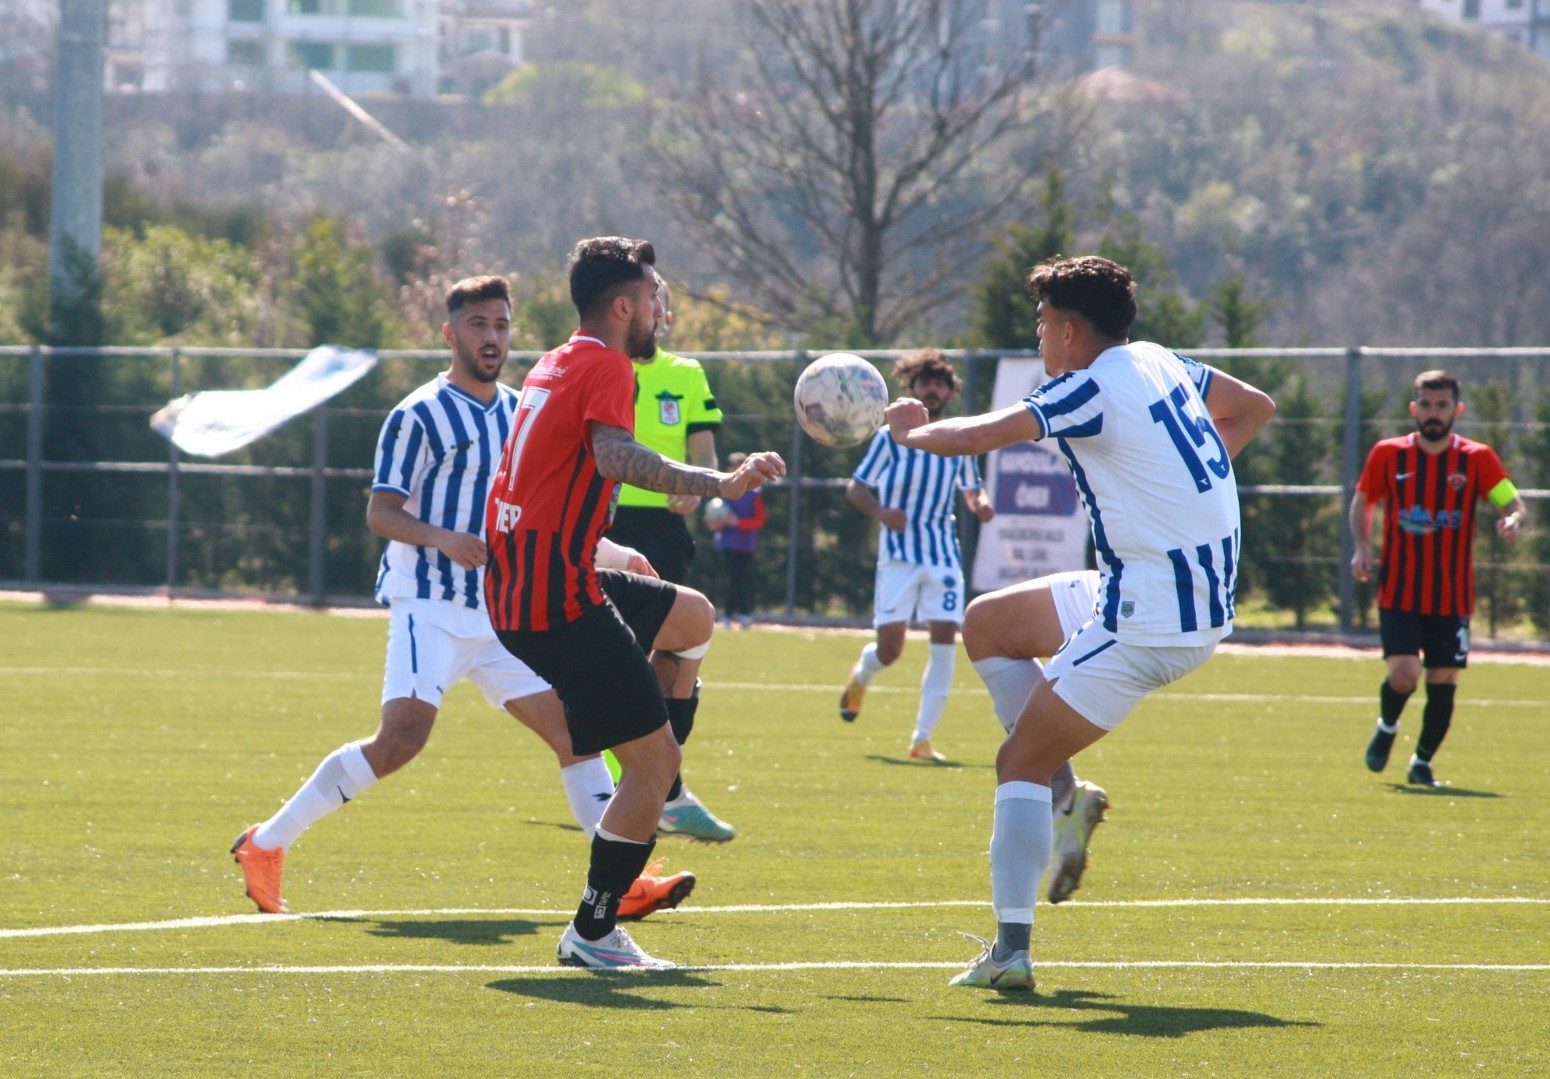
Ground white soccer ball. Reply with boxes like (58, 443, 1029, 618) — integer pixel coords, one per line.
(703, 497, 734, 530)
(793, 353, 890, 448)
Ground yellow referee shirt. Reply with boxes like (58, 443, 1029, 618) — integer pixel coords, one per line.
(618, 345, 724, 508)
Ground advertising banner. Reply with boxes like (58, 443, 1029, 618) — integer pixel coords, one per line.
(970, 359, 1089, 592)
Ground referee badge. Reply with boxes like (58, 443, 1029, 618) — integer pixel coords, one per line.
(657, 390, 684, 426)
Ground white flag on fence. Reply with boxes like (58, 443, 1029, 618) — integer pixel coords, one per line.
(150, 345, 378, 458)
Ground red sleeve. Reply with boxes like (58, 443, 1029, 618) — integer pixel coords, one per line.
(1474, 445, 1509, 499)
(1355, 443, 1391, 501)
(739, 492, 767, 531)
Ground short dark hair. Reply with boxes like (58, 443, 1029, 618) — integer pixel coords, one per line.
(445, 275, 511, 316)
(1026, 255, 1137, 341)
(892, 348, 960, 393)
(1414, 369, 1461, 402)
(568, 236, 657, 320)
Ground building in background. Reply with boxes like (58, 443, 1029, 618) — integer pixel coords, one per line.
(1419, 0, 1550, 58)
(1014, 0, 1135, 72)
(97, 0, 533, 99)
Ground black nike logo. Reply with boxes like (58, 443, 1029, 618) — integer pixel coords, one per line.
(338, 786, 352, 804)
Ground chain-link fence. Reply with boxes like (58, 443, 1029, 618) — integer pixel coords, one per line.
(3, 344, 1547, 640)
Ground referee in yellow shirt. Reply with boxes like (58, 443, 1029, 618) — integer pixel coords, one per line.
(608, 280, 724, 585)
(604, 279, 736, 843)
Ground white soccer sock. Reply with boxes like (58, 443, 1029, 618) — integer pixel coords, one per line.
(854, 642, 887, 686)
(990, 781, 1053, 926)
(253, 742, 378, 851)
(561, 757, 614, 839)
(972, 656, 1043, 733)
(911, 643, 957, 742)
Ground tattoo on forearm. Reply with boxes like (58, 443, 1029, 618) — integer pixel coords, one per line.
(594, 427, 720, 496)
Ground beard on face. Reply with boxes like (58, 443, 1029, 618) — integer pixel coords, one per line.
(456, 343, 504, 383)
(626, 311, 657, 360)
(1417, 416, 1451, 440)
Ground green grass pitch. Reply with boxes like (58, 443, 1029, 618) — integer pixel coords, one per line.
(0, 601, 1545, 1077)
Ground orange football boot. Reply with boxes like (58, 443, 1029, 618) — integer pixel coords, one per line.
(616, 860, 696, 920)
(231, 825, 288, 914)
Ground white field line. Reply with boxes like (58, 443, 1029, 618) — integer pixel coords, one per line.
(0, 960, 1547, 978)
(0, 666, 1543, 710)
(3, 896, 1547, 940)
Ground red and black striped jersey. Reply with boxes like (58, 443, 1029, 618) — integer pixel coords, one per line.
(484, 335, 635, 631)
(1356, 433, 1509, 616)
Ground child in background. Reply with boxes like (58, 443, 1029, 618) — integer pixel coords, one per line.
(709, 452, 767, 627)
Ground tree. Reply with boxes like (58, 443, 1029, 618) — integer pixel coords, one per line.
(292, 215, 401, 349)
(651, 0, 1080, 346)
(969, 169, 1077, 350)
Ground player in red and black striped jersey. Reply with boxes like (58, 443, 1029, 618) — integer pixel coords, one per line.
(1349, 370, 1527, 788)
(485, 236, 784, 969)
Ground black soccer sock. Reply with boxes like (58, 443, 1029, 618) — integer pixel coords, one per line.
(665, 682, 700, 746)
(573, 832, 656, 940)
(1416, 683, 1456, 763)
(1379, 679, 1411, 727)
(662, 685, 701, 803)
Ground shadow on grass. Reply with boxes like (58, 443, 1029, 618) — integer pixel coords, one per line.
(940, 987, 1320, 1038)
(1386, 784, 1501, 798)
(864, 754, 974, 770)
(489, 971, 796, 1013)
(352, 917, 553, 946)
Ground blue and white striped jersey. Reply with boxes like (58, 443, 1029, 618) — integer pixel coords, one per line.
(1023, 343, 1239, 646)
(852, 429, 982, 570)
(372, 374, 516, 611)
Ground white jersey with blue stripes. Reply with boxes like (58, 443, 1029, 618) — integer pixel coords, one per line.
(852, 429, 982, 570)
(372, 374, 516, 611)
(1022, 342, 1239, 647)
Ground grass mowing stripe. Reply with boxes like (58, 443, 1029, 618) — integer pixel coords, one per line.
(5, 896, 1545, 938)
(3, 666, 1543, 709)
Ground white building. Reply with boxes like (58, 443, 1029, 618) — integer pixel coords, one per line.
(101, 0, 532, 99)
(1418, 0, 1550, 58)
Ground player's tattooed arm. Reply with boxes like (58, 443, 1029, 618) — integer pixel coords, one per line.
(591, 423, 723, 496)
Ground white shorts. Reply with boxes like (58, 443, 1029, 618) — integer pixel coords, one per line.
(381, 599, 549, 710)
(1042, 618, 1217, 732)
(1045, 569, 1101, 639)
(872, 559, 966, 627)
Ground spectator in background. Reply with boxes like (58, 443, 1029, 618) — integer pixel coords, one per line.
(708, 451, 767, 628)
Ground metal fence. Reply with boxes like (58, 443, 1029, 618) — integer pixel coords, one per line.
(3, 344, 1547, 640)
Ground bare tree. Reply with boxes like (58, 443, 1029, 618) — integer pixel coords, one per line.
(651, 0, 1081, 345)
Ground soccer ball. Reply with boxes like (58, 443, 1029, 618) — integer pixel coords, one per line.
(703, 497, 734, 530)
(793, 353, 890, 448)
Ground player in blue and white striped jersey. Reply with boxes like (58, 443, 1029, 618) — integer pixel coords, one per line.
(839, 349, 995, 763)
(886, 256, 1276, 992)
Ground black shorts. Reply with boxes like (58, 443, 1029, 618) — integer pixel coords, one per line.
(606, 506, 695, 584)
(1379, 608, 1470, 670)
(496, 571, 678, 756)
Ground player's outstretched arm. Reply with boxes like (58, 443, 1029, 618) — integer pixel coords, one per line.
(885, 400, 1038, 457)
(1204, 369, 1277, 458)
(591, 423, 785, 498)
